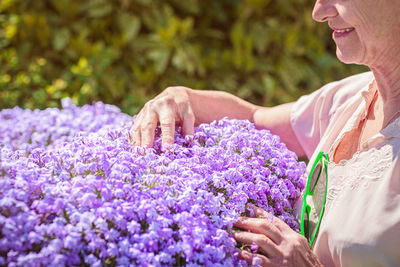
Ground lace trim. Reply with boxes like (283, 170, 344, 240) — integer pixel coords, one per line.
(325, 144, 392, 208)
(307, 144, 392, 223)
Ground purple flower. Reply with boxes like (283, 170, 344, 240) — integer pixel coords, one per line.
(252, 256, 263, 267)
(0, 100, 306, 266)
(250, 242, 259, 253)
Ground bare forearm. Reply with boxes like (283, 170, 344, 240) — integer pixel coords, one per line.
(187, 88, 305, 157)
(187, 89, 258, 125)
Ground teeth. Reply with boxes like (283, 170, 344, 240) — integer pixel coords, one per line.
(336, 28, 354, 33)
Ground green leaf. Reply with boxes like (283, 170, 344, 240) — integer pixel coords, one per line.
(0, 0, 368, 114)
(148, 48, 171, 74)
(0, 0, 16, 12)
(82, 0, 112, 18)
(52, 28, 70, 51)
(118, 13, 141, 44)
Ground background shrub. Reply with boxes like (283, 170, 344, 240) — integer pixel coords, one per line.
(0, 0, 367, 115)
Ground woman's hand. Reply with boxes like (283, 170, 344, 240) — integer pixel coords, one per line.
(129, 86, 196, 148)
(233, 204, 323, 267)
(128, 86, 262, 148)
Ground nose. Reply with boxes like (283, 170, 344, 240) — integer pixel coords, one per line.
(312, 0, 338, 22)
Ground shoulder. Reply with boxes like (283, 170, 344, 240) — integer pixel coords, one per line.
(290, 72, 374, 158)
(324, 71, 374, 89)
(321, 71, 374, 108)
(318, 71, 373, 104)
(295, 71, 374, 118)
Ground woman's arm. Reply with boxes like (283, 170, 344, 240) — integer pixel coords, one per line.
(129, 86, 306, 157)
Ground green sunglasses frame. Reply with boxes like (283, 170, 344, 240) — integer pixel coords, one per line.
(300, 151, 329, 247)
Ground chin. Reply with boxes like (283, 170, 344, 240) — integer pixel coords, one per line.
(336, 49, 359, 65)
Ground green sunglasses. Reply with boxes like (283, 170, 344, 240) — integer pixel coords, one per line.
(300, 151, 329, 247)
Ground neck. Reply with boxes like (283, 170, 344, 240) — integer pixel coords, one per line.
(369, 61, 400, 127)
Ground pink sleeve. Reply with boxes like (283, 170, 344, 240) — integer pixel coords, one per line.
(290, 82, 344, 159)
(290, 72, 374, 159)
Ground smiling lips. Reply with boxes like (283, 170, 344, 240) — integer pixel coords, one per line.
(332, 27, 355, 38)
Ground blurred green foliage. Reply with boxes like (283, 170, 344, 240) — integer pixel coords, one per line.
(0, 0, 367, 114)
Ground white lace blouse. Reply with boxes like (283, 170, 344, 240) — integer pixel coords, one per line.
(291, 72, 400, 267)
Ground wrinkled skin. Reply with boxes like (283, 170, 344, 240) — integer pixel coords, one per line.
(129, 86, 195, 148)
(313, 0, 400, 67)
(233, 204, 323, 267)
(313, 0, 400, 161)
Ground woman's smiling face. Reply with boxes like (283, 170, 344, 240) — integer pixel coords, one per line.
(312, 0, 400, 67)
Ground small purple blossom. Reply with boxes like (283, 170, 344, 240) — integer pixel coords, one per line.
(252, 256, 263, 267)
(250, 242, 259, 254)
(0, 99, 306, 266)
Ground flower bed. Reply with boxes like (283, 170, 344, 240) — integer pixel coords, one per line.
(0, 99, 305, 266)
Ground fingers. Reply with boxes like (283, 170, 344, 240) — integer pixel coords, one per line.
(129, 104, 158, 148)
(238, 250, 271, 267)
(248, 203, 273, 219)
(158, 107, 176, 147)
(129, 114, 142, 146)
(234, 231, 280, 258)
(129, 96, 176, 147)
(234, 205, 317, 266)
(129, 128, 141, 146)
(181, 109, 195, 137)
(129, 88, 196, 147)
(247, 203, 290, 234)
(140, 109, 158, 147)
(234, 217, 282, 244)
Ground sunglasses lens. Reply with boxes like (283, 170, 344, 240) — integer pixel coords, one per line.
(304, 205, 310, 238)
(308, 216, 317, 245)
(310, 161, 322, 192)
(304, 219, 309, 238)
(304, 155, 328, 246)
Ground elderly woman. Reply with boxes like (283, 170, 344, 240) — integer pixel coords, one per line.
(129, 0, 400, 266)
